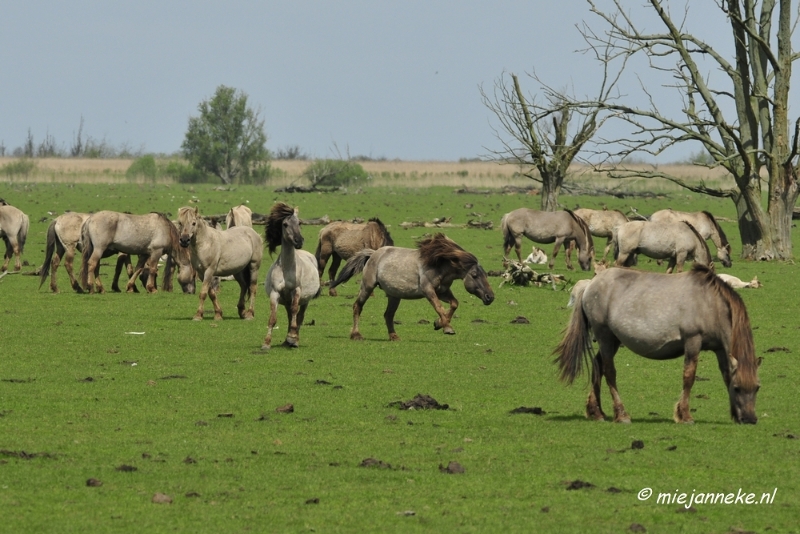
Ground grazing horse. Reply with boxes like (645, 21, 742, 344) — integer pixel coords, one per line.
(262, 202, 320, 349)
(315, 218, 394, 296)
(177, 206, 262, 320)
(554, 265, 761, 424)
(40, 212, 91, 292)
(330, 233, 495, 341)
(613, 220, 712, 273)
(573, 208, 629, 262)
(0, 203, 30, 272)
(501, 209, 594, 271)
(225, 204, 253, 229)
(650, 209, 732, 267)
(80, 211, 192, 293)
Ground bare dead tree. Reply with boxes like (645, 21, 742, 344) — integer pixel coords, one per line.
(481, 43, 624, 211)
(579, 0, 800, 260)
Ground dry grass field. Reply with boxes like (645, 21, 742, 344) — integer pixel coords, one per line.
(0, 157, 737, 191)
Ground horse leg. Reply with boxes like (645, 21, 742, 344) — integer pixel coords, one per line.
(665, 255, 679, 274)
(595, 337, 629, 423)
(549, 237, 568, 270)
(284, 289, 302, 347)
(674, 336, 701, 424)
(350, 285, 373, 341)
(327, 254, 342, 297)
(585, 351, 607, 421)
(85, 250, 104, 294)
(247, 263, 258, 319)
(143, 254, 160, 293)
(1, 239, 10, 272)
(422, 287, 456, 335)
(126, 256, 149, 293)
(383, 296, 402, 341)
(433, 288, 458, 335)
(208, 281, 224, 320)
(50, 245, 63, 293)
(193, 270, 214, 320)
(112, 255, 128, 292)
(233, 272, 248, 318)
(602, 237, 613, 263)
(261, 292, 280, 349)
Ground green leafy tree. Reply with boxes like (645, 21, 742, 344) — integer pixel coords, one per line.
(182, 86, 270, 185)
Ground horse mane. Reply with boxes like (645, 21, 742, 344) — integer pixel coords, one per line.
(368, 217, 394, 246)
(613, 209, 629, 221)
(265, 202, 297, 253)
(564, 209, 595, 252)
(701, 210, 729, 248)
(417, 233, 478, 271)
(690, 264, 759, 388)
(682, 221, 712, 263)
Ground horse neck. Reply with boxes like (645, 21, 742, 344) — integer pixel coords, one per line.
(280, 235, 298, 270)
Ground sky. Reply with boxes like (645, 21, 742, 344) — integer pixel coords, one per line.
(1, 1, 794, 162)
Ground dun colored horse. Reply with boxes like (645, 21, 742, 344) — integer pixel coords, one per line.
(226, 204, 253, 228)
(315, 218, 394, 296)
(0, 202, 30, 272)
(573, 208, 629, 262)
(501, 209, 594, 271)
(330, 233, 495, 341)
(262, 203, 320, 349)
(178, 206, 262, 320)
(649, 209, 732, 267)
(80, 211, 192, 293)
(613, 220, 711, 273)
(554, 265, 761, 424)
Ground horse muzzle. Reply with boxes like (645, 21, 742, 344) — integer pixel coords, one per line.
(179, 236, 191, 248)
(482, 293, 495, 305)
(294, 238, 304, 250)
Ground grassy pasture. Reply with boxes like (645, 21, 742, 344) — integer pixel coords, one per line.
(1, 180, 799, 533)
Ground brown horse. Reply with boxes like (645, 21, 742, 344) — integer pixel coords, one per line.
(80, 211, 192, 293)
(649, 209, 732, 267)
(0, 202, 30, 272)
(554, 265, 761, 424)
(613, 220, 712, 273)
(501, 209, 594, 271)
(262, 203, 320, 349)
(315, 218, 394, 296)
(178, 206, 262, 320)
(330, 233, 495, 341)
(573, 208, 629, 262)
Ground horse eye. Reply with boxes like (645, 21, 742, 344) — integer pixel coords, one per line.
(734, 386, 741, 394)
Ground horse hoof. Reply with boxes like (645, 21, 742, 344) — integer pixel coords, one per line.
(283, 338, 299, 348)
(350, 333, 364, 341)
(389, 334, 400, 341)
(243, 315, 254, 321)
(192, 315, 203, 321)
(433, 320, 442, 330)
(214, 315, 223, 321)
(328, 288, 338, 297)
(443, 326, 455, 335)
(261, 344, 271, 351)
(615, 416, 632, 424)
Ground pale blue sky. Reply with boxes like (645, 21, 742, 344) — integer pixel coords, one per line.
(1, 1, 794, 161)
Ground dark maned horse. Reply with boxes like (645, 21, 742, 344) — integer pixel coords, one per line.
(80, 211, 193, 293)
(573, 208, 629, 263)
(554, 265, 761, 424)
(501, 208, 594, 271)
(330, 233, 495, 341)
(0, 202, 30, 272)
(262, 203, 320, 350)
(178, 206, 262, 321)
(315, 218, 394, 296)
(649, 209, 732, 267)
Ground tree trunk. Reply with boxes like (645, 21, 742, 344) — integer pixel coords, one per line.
(540, 178, 560, 212)
(732, 184, 774, 260)
(767, 162, 800, 259)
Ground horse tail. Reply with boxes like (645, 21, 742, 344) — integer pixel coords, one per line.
(330, 249, 373, 289)
(18, 214, 29, 254)
(314, 237, 323, 266)
(38, 220, 58, 289)
(501, 213, 515, 256)
(79, 220, 93, 290)
(684, 222, 712, 266)
(611, 226, 620, 261)
(553, 286, 593, 385)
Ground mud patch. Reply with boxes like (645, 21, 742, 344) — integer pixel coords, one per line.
(276, 403, 294, 414)
(1, 378, 35, 383)
(439, 461, 465, 474)
(566, 480, 595, 490)
(152, 493, 172, 504)
(509, 406, 545, 415)
(631, 440, 644, 450)
(0, 450, 57, 460)
(389, 394, 449, 410)
(160, 375, 187, 380)
(86, 478, 103, 487)
(765, 346, 791, 353)
(510, 316, 530, 324)
(360, 458, 392, 469)
(116, 464, 138, 472)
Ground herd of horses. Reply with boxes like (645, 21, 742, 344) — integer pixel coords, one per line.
(0, 198, 759, 425)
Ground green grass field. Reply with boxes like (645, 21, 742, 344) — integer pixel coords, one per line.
(1, 181, 799, 533)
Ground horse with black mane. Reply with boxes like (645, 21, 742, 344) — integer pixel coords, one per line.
(554, 264, 761, 424)
(262, 202, 320, 349)
(330, 233, 494, 341)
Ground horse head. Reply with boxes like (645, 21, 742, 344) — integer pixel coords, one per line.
(284, 209, 304, 250)
(463, 264, 495, 306)
(718, 243, 733, 268)
(727, 355, 761, 424)
(266, 202, 303, 253)
(177, 207, 200, 248)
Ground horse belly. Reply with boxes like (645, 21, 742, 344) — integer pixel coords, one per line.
(605, 312, 686, 360)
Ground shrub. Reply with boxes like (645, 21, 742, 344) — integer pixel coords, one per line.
(1, 159, 36, 177)
(162, 160, 213, 184)
(302, 159, 368, 189)
(125, 155, 157, 181)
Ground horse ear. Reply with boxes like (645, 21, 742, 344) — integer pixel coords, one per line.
(729, 355, 739, 373)
(756, 356, 763, 368)
(193, 207, 199, 216)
